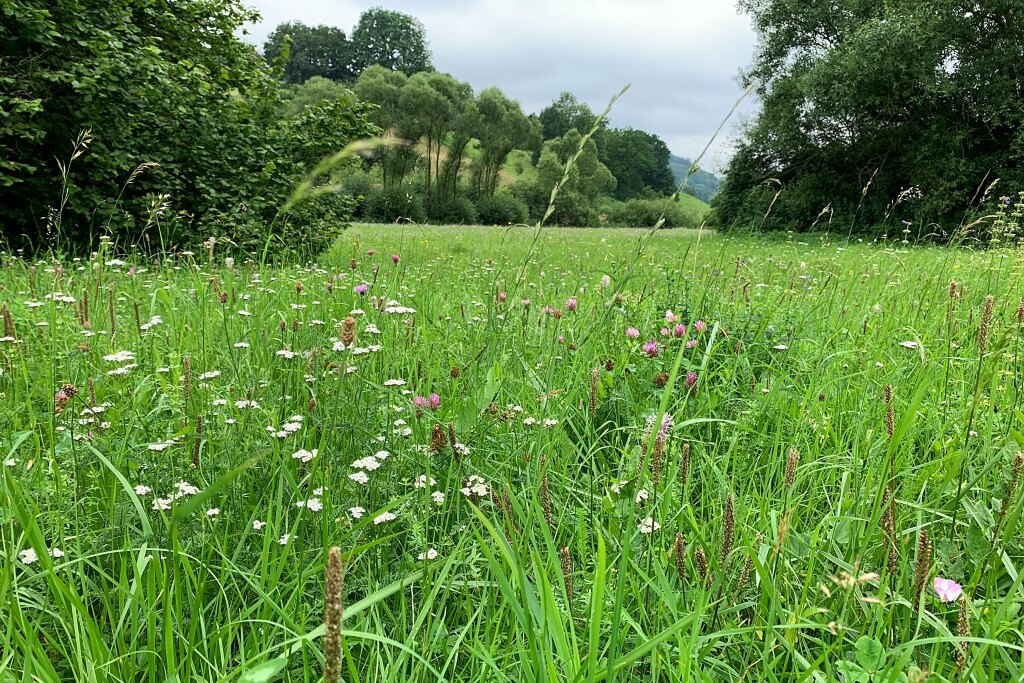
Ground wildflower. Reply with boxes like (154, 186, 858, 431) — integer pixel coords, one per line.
(235, 399, 259, 409)
(174, 481, 199, 496)
(206, 508, 220, 517)
(460, 475, 489, 498)
(543, 418, 558, 427)
(418, 548, 439, 561)
(103, 350, 135, 363)
(431, 491, 445, 504)
(565, 297, 578, 311)
(253, 520, 267, 530)
(292, 449, 318, 463)
(772, 343, 789, 350)
(134, 484, 152, 495)
(684, 371, 698, 390)
(600, 274, 611, 287)
(383, 379, 406, 387)
(391, 254, 400, 264)
(152, 497, 173, 511)
(297, 498, 323, 512)
(685, 339, 698, 349)
(278, 534, 293, 545)
(147, 441, 174, 452)
(635, 488, 649, 504)
(638, 517, 661, 534)
(665, 310, 679, 323)
(276, 349, 297, 359)
(414, 475, 436, 489)
(348, 471, 369, 484)
(673, 324, 687, 337)
(642, 340, 659, 358)
(354, 284, 368, 295)
(49, 548, 64, 558)
(373, 511, 396, 525)
(198, 371, 221, 381)
(348, 506, 366, 519)
(351, 456, 380, 471)
(626, 327, 640, 339)
(899, 340, 919, 349)
(18, 548, 38, 565)
(933, 577, 963, 603)
(693, 320, 707, 333)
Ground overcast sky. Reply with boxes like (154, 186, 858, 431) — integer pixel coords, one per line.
(240, 0, 759, 172)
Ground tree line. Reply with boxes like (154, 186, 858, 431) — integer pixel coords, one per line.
(712, 0, 1024, 240)
(0, 1, 707, 255)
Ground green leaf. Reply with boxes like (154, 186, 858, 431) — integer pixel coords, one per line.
(854, 636, 884, 672)
(836, 660, 869, 683)
(237, 658, 288, 683)
(966, 523, 989, 562)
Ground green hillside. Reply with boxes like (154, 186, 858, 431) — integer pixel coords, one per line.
(668, 154, 720, 203)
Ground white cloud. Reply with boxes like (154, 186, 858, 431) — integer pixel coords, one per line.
(240, 0, 758, 170)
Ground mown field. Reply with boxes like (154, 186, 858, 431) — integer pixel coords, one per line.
(2, 225, 1023, 682)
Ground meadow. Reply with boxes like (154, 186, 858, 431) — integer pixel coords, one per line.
(2, 224, 1023, 682)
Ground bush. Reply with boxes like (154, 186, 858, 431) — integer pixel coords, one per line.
(608, 197, 698, 229)
(363, 187, 426, 224)
(475, 191, 529, 225)
(426, 195, 477, 224)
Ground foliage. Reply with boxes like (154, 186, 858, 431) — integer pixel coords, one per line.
(362, 186, 426, 223)
(601, 128, 676, 199)
(0, 0, 379, 252)
(350, 7, 432, 76)
(475, 191, 529, 225)
(472, 88, 541, 197)
(263, 21, 354, 84)
(280, 76, 355, 117)
(425, 195, 477, 225)
(607, 195, 708, 228)
(518, 129, 615, 225)
(714, 0, 1024, 235)
(538, 91, 605, 142)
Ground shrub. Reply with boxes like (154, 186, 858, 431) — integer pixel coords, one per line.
(608, 197, 698, 229)
(426, 196, 478, 224)
(475, 192, 529, 225)
(363, 187, 426, 224)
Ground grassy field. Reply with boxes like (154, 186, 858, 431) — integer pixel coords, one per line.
(2, 224, 1023, 682)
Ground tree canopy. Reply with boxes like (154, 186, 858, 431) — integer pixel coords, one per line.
(0, 0, 378, 251)
(263, 22, 354, 84)
(713, 0, 1024, 235)
(350, 8, 432, 76)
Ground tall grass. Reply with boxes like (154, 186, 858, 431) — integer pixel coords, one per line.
(1, 224, 1023, 682)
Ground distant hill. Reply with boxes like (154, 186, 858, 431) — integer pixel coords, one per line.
(668, 154, 720, 204)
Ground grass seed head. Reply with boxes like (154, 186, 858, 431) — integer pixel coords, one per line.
(324, 547, 344, 683)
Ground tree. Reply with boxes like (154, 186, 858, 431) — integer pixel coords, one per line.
(538, 92, 603, 141)
(601, 128, 676, 199)
(714, 0, 1024, 235)
(263, 22, 354, 84)
(281, 76, 354, 117)
(473, 88, 541, 197)
(353, 65, 420, 191)
(0, 0, 378, 251)
(350, 8, 432, 76)
(518, 129, 615, 225)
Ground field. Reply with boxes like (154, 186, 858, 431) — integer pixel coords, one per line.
(2, 224, 1023, 682)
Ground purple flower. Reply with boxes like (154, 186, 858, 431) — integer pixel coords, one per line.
(354, 284, 368, 295)
(642, 340, 659, 358)
(665, 310, 678, 323)
(660, 327, 670, 336)
(565, 297, 578, 311)
(414, 395, 429, 408)
(685, 339, 698, 349)
(498, 291, 507, 302)
(684, 371, 698, 389)
(693, 320, 707, 334)
(391, 254, 400, 264)
(673, 324, 687, 338)
(626, 327, 640, 339)
(367, 249, 376, 256)
(429, 393, 441, 410)
(557, 335, 565, 344)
